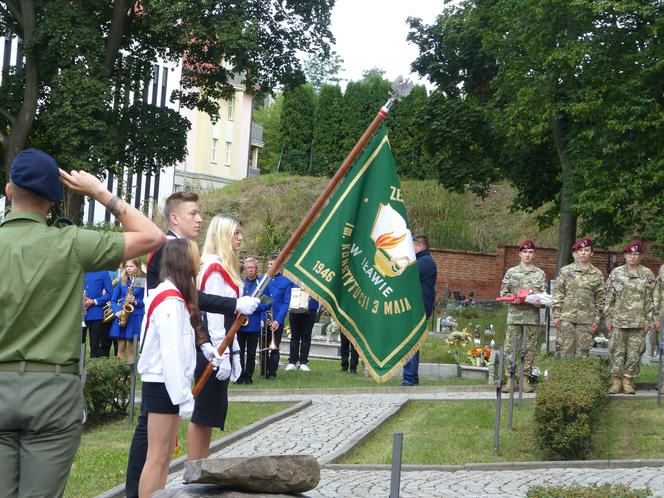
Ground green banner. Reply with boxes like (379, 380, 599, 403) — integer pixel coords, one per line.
(283, 126, 427, 381)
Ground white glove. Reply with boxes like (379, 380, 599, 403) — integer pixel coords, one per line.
(179, 397, 195, 420)
(230, 351, 242, 382)
(236, 296, 260, 315)
(215, 353, 232, 381)
(201, 342, 222, 368)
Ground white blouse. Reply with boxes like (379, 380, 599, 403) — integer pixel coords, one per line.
(199, 255, 242, 352)
(138, 279, 196, 406)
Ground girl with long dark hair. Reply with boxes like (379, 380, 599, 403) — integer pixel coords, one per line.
(136, 239, 203, 497)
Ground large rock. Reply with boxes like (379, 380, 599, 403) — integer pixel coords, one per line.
(152, 485, 303, 497)
(183, 455, 320, 494)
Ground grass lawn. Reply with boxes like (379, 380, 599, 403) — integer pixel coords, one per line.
(229, 357, 483, 391)
(64, 401, 292, 498)
(339, 398, 664, 465)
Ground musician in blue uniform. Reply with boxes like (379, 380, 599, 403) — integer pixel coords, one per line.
(285, 286, 319, 372)
(83, 270, 114, 358)
(265, 256, 293, 380)
(237, 257, 270, 384)
(109, 257, 145, 363)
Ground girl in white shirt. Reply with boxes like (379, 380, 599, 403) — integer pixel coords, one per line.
(137, 239, 203, 497)
(187, 214, 244, 459)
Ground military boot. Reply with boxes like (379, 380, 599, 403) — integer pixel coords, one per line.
(608, 377, 622, 394)
(622, 376, 636, 395)
(501, 377, 513, 393)
(523, 377, 535, 393)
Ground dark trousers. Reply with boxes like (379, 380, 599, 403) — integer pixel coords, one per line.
(402, 351, 420, 385)
(125, 405, 148, 498)
(267, 327, 284, 376)
(85, 319, 113, 358)
(288, 310, 316, 365)
(237, 331, 259, 381)
(340, 333, 359, 371)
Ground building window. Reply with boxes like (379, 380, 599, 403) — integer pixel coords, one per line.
(225, 141, 232, 166)
(227, 97, 235, 121)
(211, 138, 218, 163)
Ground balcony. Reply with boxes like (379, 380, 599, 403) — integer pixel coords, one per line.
(250, 122, 264, 147)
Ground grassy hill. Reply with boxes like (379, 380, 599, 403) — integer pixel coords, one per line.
(195, 173, 559, 257)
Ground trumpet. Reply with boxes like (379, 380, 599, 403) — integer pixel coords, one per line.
(266, 309, 278, 351)
(118, 279, 135, 328)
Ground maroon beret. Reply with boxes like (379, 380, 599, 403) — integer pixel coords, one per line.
(574, 238, 592, 251)
(518, 240, 535, 251)
(624, 240, 642, 254)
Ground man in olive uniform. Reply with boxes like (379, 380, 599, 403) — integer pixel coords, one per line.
(0, 149, 165, 497)
(500, 240, 547, 393)
(652, 264, 664, 353)
(605, 240, 656, 394)
(551, 238, 605, 357)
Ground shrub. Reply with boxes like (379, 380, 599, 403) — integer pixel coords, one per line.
(83, 357, 131, 426)
(533, 357, 610, 460)
(527, 483, 650, 498)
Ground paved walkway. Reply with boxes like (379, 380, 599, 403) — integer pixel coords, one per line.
(162, 389, 664, 497)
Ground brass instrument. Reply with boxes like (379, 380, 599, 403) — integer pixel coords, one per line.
(266, 309, 278, 351)
(118, 278, 135, 328)
(102, 301, 115, 323)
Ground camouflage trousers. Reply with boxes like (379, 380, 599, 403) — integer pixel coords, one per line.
(558, 322, 594, 358)
(503, 324, 540, 377)
(609, 327, 645, 378)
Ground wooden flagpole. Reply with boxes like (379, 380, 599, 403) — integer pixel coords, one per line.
(193, 77, 413, 397)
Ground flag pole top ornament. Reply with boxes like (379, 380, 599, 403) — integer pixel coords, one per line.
(380, 76, 414, 116)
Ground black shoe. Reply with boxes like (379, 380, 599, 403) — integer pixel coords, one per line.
(401, 381, 415, 386)
(245, 378, 253, 384)
(341, 368, 348, 372)
(350, 369, 357, 374)
(267, 374, 277, 380)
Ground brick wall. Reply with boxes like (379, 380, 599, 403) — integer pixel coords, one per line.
(431, 239, 662, 301)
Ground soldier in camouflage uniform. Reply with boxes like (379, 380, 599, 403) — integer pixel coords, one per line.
(605, 240, 656, 394)
(551, 238, 605, 358)
(500, 240, 547, 393)
(653, 264, 664, 353)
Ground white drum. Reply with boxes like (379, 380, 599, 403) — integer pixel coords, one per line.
(289, 287, 310, 313)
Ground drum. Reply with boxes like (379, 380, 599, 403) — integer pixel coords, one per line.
(288, 287, 310, 313)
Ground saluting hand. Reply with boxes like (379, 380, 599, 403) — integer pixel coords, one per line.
(59, 169, 105, 198)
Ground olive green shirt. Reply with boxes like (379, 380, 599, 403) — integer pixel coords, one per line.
(551, 262, 605, 325)
(0, 211, 125, 365)
(604, 264, 655, 328)
(500, 264, 547, 325)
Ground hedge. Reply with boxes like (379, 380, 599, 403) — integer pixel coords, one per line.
(533, 357, 610, 459)
(83, 357, 131, 425)
(527, 483, 650, 498)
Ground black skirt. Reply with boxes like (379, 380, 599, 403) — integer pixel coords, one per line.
(141, 381, 179, 415)
(192, 349, 229, 429)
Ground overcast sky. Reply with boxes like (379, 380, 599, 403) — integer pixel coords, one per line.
(329, 1, 448, 88)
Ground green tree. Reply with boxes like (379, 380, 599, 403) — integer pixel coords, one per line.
(311, 83, 345, 176)
(303, 50, 344, 91)
(253, 93, 283, 173)
(386, 84, 431, 179)
(0, 0, 334, 218)
(279, 83, 316, 174)
(409, 0, 664, 267)
(341, 69, 390, 153)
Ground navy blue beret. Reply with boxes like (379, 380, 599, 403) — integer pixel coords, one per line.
(10, 149, 63, 201)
